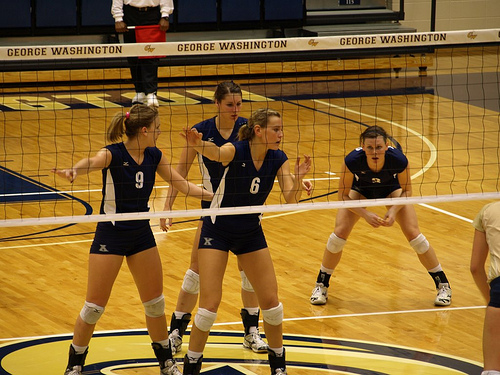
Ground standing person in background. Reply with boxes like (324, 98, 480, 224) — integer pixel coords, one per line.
(470, 201, 500, 375)
(159, 81, 269, 354)
(112, 0, 173, 107)
(310, 125, 452, 307)
(180, 108, 311, 375)
(53, 104, 211, 375)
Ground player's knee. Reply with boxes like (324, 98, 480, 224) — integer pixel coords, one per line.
(240, 270, 255, 292)
(409, 233, 429, 254)
(194, 308, 217, 332)
(143, 294, 165, 318)
(326, 233, 346, 254)
(481, 371, 500, 375)
(80, 301, 105, 324)
(262, 302, 283, 326)
(181, 269, 200, 294)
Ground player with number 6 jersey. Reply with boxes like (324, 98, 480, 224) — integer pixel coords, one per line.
(180, 108, 311, 375)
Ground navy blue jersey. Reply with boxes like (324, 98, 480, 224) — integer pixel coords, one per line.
(100, 142, 162, 229)
(208, 140, 288, 230)
(345, 146, 408, 199)
(193, 116, 247, 209)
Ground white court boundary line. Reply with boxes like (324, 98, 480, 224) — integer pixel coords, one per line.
(0, 305, 485, 343)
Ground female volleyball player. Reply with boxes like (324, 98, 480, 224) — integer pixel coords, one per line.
(180, 108, 311, 375)
(470, 201, 500, 375)
(159, 81, 269, 354)
(53, 104, 211, 375)
(310, 125, 452, 307)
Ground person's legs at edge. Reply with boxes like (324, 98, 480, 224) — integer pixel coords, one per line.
(310, 208, 358, 305)
(183, 248, 228, 375)
(64, 254, 123, 374)
(396, 205, 452, 306)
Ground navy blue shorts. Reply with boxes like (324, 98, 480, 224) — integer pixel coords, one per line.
(90, 222, 156, 256)
(198, 216, 267, 255)
(489, 277, 500, 308)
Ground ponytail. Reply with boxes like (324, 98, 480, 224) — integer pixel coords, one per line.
(107, 104, 158, 143)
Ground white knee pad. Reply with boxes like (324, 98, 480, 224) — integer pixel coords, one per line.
(326, 233, 346, 254)
(410, 233, 430, 254)
(262, 302, 283, 326)
(194, 308, 217, 332)
(181, 269, 200, 295)
(80, 301, 105, 325)
(240, 270, 255, 292)
(482, 371, 500, 375)
(143, 294, 165, 318)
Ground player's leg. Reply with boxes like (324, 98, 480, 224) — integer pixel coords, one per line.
(310, 208, 359, 305)
(169, 221, 203, 354)
(128, 244, 181, 375)
(396, 205, 452, 306)
(239, 260, 268, 353)
(238, 248, 286, 374)
(65, 253, 123, 375)
(483, 306, 500, 373)
(184, 248, 228, 374)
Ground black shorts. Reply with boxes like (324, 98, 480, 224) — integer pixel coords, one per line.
(90, 222, 156, 256)
(489, 277, 500, 308)
(198, 216, 268, 255)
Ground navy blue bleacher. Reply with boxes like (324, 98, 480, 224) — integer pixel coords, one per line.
(82, 0, 114, 27)
(36, 0, 77, 27)
(0, 0, 31, 29)
(176, 0, 217, 24)
(264, 0, 304, 21)
(221, 0, 260, 23)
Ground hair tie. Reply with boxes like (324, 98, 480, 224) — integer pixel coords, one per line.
(125, 112, 130, 119)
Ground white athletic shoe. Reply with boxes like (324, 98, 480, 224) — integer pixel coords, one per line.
(147, 93, 159, 107)
(169, 330, 183, 355)
(310, 283, 328, 305)
(64, 366, 82, 375)
(435, 283, 452, 306)
(132, 92, 146, 104)
(243, 330, 269, 353)
(160, 359, 182, 375)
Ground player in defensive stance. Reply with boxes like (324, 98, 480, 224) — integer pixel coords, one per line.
(181, 108, 311, 375)
(310, 125, 452, 307)
(53, 104, 211, 375)
(159, 81, 268, 354)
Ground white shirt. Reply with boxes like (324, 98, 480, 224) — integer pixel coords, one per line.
(473, 201, 500, 283)
(111, 0, 174, 22)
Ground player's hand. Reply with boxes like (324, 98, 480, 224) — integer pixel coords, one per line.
(302, 179, 313, 195)
(295, 154, 311, 179)
(180, 128, 203, 148)
(159, 217, 173, 232)
(364, 211, 384, 228)
(52, 168, 77, 183)
(381, 211, 396, 226)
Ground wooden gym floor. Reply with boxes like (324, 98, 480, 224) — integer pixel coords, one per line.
(0, 46, 499, 374)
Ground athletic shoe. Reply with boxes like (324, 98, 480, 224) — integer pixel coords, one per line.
(64, 366, 82, 375)
(64, 345, 87, 375)
(435, 283, 452, 306)
(160, 359, 182, 375)
(169, 312, 191, 355)
(243, 330, 269, 353)
(132, 92, 146, 104)
(147, 93, 159, 107)
(310, 283, 328, 305)
(169, 330, 183, 355)
(268, 348, 287, 375)
(182, 354, 203, 375)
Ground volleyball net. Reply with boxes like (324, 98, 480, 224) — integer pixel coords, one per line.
(0, 29, 499, 228)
